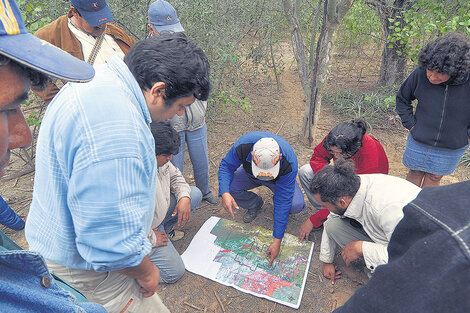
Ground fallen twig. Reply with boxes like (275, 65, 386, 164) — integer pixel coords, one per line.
(184, 302, 204, 311)
(270, 303, 277, 313)
(330, 299, 338, 312)
(275, 120, 287, 135)
(9, 197, 32, 206)
(2, 168, 34, 181)
(209, 159, 218, 169)
(214, 291, 226, 313)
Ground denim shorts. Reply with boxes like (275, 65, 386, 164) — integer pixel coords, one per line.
(403, 133, 469, 175)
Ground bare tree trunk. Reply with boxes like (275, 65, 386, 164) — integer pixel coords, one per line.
(303, 0, 354, 145)
(372, 0, 411, 86)
(282, 0, 310, 94)
(283, 0, 353, 145)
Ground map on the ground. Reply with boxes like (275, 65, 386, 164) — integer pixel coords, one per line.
(181, 217, 314, 309)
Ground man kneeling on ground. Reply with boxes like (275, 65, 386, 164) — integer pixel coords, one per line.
(147, 122, 202, 284)
(302, 159, 420, 284)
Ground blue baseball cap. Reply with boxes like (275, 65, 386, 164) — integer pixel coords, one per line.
(71, 0, 113, 27)
(0, 0, 94, 82)
(148, 0, 184, 33)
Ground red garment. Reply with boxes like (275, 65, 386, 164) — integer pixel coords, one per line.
(308, 134, 389, 228)
(309, 134, 389, 174)
(310, 208, 330, 228)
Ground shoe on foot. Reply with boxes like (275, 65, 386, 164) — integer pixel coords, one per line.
(168, 229, 184, 241)
(243, 208, 259, 223)
(203, 194, 218, 204)
(243, 201, 263, 223)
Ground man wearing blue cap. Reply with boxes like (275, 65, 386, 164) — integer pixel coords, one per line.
(0, 0, 105, 312)
(147, 0, 185, 35)
(33, 0, 135, 103)
(148, 0, 219, 208)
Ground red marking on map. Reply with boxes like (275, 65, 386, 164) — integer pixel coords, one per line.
(240, 271, 294, 296)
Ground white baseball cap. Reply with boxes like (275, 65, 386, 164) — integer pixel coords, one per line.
(251, 137, 282, 181)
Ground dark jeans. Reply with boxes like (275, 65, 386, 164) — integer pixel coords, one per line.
(334, 181, 470, 313)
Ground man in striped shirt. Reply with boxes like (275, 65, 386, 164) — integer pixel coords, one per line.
(26, 34, 211, 313)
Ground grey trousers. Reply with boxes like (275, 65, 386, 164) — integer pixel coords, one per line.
(298, 164, 323, 210)
(324, 216, 372, 248)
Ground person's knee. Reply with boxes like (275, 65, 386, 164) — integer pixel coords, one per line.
(323, 217, 342, 236)
(298, 164, 313, 184)
(190, 186, 202, 209)
(290, 196, 306, 214)
(160, 259, 185, 284)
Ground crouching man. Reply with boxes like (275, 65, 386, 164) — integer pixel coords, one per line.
(307, 159, 421, 283)
(147, 122, 202, 283)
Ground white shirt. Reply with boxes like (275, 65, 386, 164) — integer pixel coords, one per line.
(319, 174, 421, 271)
(68, 18, 125, 66)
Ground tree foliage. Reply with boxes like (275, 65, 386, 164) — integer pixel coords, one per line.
(18, 0, 288, 111)
(388, 0, 470, 63)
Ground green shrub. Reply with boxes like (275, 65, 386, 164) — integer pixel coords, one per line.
(322, 85, 401, 129)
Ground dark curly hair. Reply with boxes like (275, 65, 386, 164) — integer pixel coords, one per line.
(0, 54, 49, 91)
(310, 158, 360, 205)
(418, 32, 470, 83)
(323, 118, 367, 158)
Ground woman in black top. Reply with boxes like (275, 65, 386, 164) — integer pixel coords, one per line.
(396, 32, 470, 187)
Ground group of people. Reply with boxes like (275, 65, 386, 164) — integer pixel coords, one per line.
(0, 0, 468, 312)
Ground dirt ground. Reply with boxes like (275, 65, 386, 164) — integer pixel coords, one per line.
(1, 42, 468, 312)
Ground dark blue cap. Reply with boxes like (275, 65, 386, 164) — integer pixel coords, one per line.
(71, 0, 114, 27)
(0, 0, 94, 82)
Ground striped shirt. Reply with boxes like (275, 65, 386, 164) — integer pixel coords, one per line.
(26, 56, 157, 272)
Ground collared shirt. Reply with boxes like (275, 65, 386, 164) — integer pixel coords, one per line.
(319, 174, 421, 270)
(68, 18, 125, 66)
(26, 56, 157, 272)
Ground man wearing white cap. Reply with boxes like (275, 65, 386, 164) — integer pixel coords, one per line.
(218, 131, 306, 266)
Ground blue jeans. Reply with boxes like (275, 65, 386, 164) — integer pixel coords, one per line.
(0, 250, 106, 312)
(229, 167, 305, 213)
(148, 186, 202, 284)
(171, 125, 214, 199)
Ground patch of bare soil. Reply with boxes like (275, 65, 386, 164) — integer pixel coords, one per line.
(1, 42, 468, 313)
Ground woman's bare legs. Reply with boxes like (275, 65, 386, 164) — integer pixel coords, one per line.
(406, 169, 425, 187)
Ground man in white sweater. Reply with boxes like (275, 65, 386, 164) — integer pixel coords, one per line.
(306, 159, 421, 284)
(147, 122, 202, 284)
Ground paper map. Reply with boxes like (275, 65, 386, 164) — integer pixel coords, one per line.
(181, 217, 314, 308)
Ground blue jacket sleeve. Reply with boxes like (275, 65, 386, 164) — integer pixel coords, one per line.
(272, 170, 296, 239)
(218, 145, 243, 196)
(396, 69, 418, 130)
(0, 196, 25, 231)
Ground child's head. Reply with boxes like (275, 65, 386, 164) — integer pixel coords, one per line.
(150, 121, 180, 166)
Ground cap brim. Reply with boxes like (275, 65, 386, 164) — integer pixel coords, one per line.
(79, 5, 114, 27)
(0, 32, 94, 82)
(152, 22, 185, 33)
(252, 160, 280, 181)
